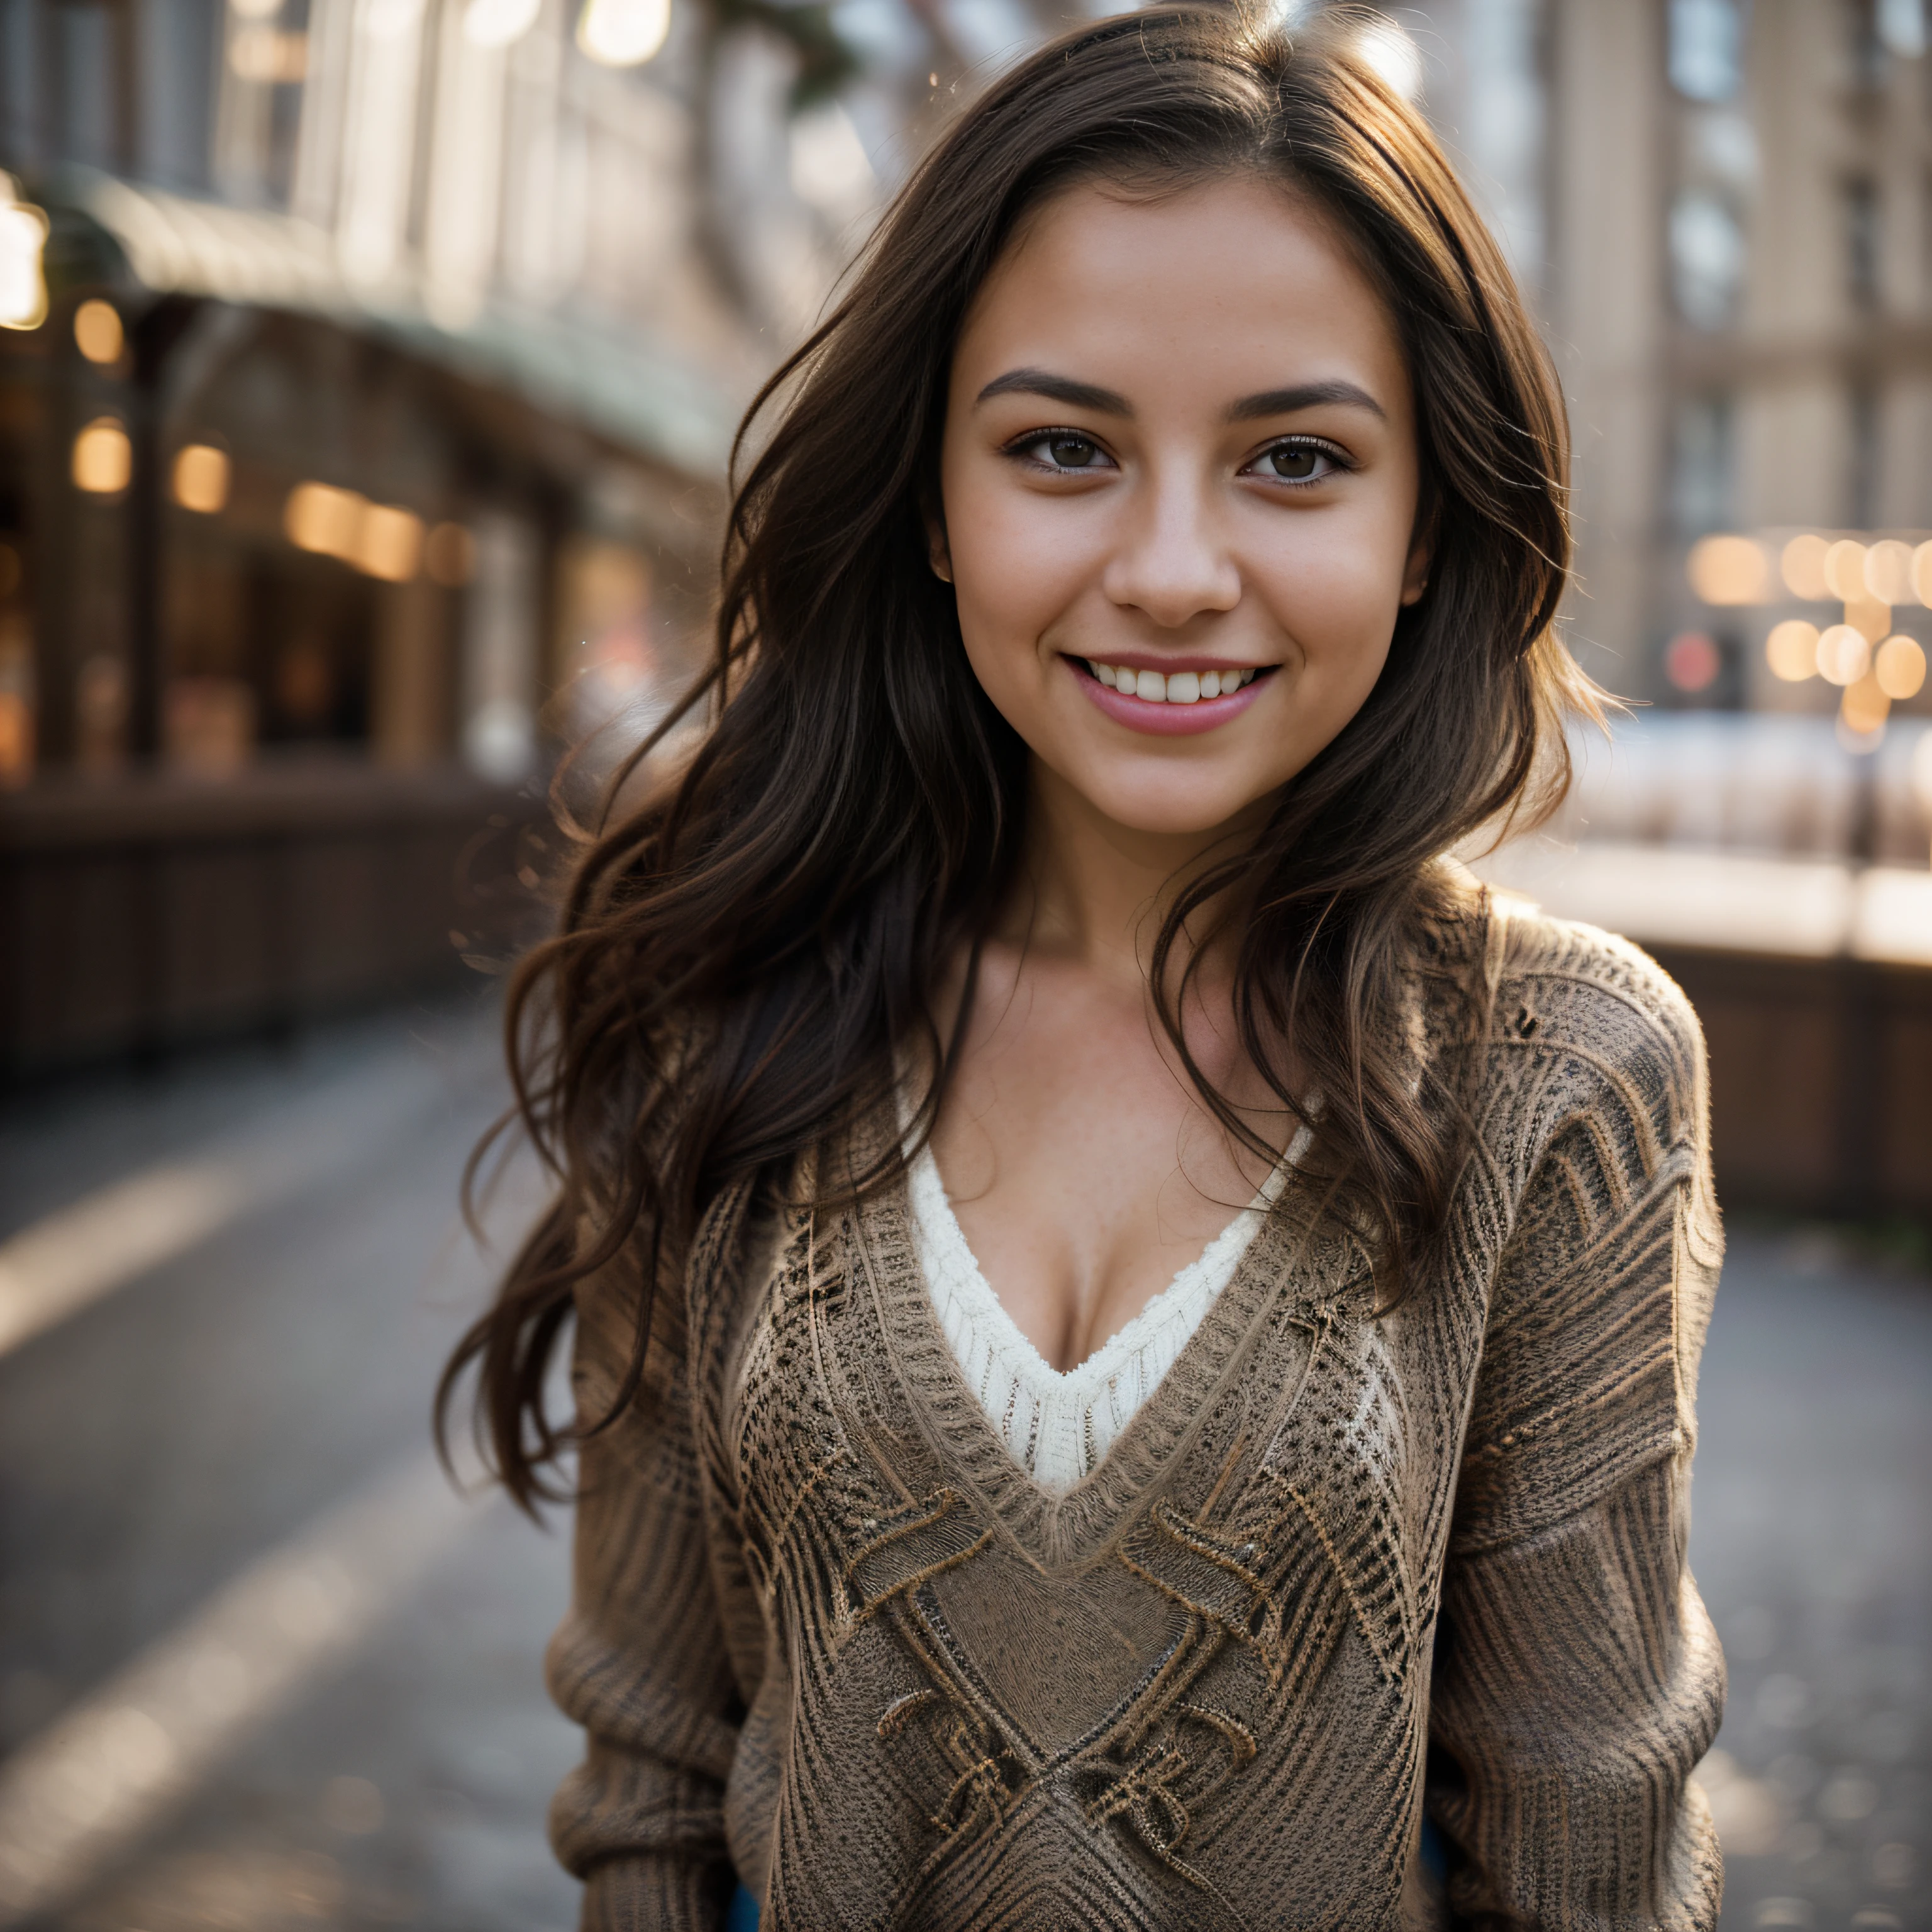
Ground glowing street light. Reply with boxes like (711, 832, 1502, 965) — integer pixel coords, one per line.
(577, 0, 670, 67)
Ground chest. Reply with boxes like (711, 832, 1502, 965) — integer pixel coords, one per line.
(931, 964, 1293, 1374)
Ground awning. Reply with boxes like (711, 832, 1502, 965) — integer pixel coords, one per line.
(42, 163, 738, 479)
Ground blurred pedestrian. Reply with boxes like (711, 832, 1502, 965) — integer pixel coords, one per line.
(443, 7, 1726, 1926)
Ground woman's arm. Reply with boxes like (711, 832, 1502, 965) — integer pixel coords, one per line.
(1426, 962, 1727, 1930)
(546, 1237, 745, 1931)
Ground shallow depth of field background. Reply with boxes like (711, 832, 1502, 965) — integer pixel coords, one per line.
(0, 1, 1929, 1928)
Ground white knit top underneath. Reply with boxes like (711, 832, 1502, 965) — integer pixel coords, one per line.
(906, 1131, 1305, 1496)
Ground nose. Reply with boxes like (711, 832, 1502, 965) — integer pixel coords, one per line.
(1099, 467, 1241, 628)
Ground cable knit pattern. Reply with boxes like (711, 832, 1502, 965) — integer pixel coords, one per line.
(545, 882, 1727, 1931)
(905, 1134, 1304, 1495)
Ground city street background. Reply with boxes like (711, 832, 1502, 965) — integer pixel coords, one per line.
(0, 999, 1924, 1931)
(4, 0, 1932, 1926)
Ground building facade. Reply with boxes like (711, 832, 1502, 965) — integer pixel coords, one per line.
(1419, 0, 1932, 739)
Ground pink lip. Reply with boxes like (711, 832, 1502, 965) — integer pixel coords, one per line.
(1092, 652, 1267, 675)
(1069, 658, 1273, 736)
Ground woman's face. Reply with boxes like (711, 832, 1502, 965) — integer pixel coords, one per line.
(937, 174, 1427, 842)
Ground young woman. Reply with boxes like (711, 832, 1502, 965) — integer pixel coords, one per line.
(444, 8, 1726, 1926)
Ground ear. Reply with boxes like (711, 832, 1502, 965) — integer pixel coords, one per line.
(1399, 506, 1435, 607)
(924, 508, 953, 585)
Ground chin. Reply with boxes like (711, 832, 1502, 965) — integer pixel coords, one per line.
(1079, 768, 1279, 841)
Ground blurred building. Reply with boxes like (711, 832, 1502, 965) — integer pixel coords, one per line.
(3, 0, 1931, 1211)
(0, 0, 886, 1075)
(1423, 0, 1932, 737)
(1400, 1, 1932, 1219)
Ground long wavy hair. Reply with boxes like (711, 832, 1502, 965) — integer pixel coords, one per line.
(440, 2, 1598, 1507)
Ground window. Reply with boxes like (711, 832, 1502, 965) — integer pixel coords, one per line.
(1671, 191, 1747, 328)
(1846, 177, 1882, 309)
(1671, 395, 1736, 539)
(1669, 0, 1744, 104)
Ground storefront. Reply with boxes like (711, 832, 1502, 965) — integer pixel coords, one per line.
(0, 165, 732, 1078)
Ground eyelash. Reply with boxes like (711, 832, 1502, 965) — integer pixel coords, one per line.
(1002, 428, 1353, 485)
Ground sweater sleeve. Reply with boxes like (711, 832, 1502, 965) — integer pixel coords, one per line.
(1425, 949, 1727, 1930)
(545, 1233, 743, 1931)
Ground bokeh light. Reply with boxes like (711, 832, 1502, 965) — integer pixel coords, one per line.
(354, 506, 424, 584)
(73, 300, 123, 366)
(284, 482, 365, 558)
(0, 177, 48, 330)
(1864, 537, 1916, 604)
(576, 0, 670, 66)
(171, 445, 230, 515)
(1824, 538, 1868, 601)
(1913, 540, 1932, 608)
(1781, 533, 1831, 599)
(71, 418, 131, 496)
(1765, 619, 1819, 681)
(1875, 635, 1926, 700)
(1687, 533, 1770, 603)
(1815, 623, 1871, 686)
(1665, 630, 1722, 691)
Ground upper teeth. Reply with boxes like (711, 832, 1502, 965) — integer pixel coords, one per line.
(1086, 662, 1256, 702)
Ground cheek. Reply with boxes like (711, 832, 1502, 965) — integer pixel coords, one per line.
(944, 467, 1092, 657)
(1258, 519, 1409, 672)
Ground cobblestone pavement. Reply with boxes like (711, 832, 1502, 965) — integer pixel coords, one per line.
(0, 1003, 1924, 1930)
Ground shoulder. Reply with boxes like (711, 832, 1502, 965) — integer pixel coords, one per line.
(1486, 895, 1708, 1165)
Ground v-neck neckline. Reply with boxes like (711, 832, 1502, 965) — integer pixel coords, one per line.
(909, 1135, 1301, 1388)
(846, 1138, 1337, 1560)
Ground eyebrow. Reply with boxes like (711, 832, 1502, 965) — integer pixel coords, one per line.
(975, 367, 1130, 413)
(1228, 380, 1385, 423)
(974, 368, 1387, 423)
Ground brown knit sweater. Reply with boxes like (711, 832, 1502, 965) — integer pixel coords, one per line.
(545, 892, 1726, 1929)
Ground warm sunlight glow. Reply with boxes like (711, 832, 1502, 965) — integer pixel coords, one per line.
(577, 0, 670, 65)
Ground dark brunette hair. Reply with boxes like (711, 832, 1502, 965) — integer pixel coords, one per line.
(440, 1, 1598, 1506)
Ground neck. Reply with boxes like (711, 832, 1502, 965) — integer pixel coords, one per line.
(1000, 758, 1267, 991)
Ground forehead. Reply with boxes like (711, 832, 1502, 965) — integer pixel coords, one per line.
(952, 174, 1409, 411)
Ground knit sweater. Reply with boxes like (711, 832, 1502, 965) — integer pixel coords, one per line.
(545, 889, 1727, 1930)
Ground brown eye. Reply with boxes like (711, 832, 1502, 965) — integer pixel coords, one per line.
(1045, 435, 1101, 468)
(1259, 444, 1330, 481)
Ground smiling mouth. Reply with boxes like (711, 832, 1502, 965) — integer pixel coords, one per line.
(1079, 658, 1272, 704)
